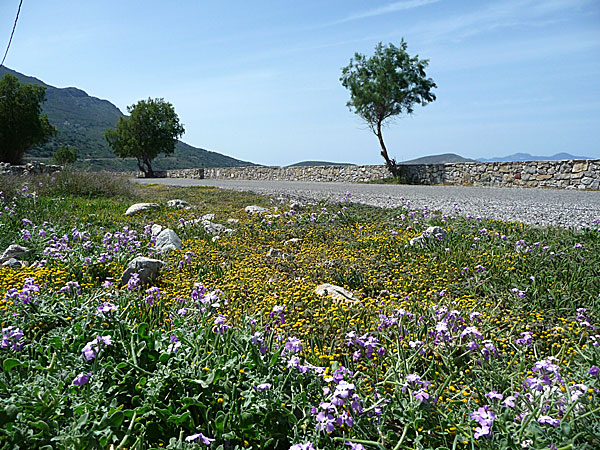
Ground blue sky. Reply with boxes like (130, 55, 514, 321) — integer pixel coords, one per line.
(1, 0, 599, 165)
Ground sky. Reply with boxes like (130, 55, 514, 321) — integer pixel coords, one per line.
(0, 0, 599, 166)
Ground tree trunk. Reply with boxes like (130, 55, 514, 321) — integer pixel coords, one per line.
(144, 158, 154, 178)
(376, 122, 400, 177)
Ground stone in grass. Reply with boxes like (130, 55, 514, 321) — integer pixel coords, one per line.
(178, 217, 234, 236)
(245, 205, 269, 215)
(155, 229, 182, 254)
(284, 238, 301, 246)
(227, 218, 239, 224)
(409, 226, 447, 246)
(167, 199, 190, 208)
(315, 283, 358, 303)
(2, 258, 24, 269)
(151, 224, 163, 236)
(202, 220, 233, 236)
(124, 203, 159, 216)
(0, 244, 29, 263)
(267, 248, 291, 259)
(121, 256, 164, 286)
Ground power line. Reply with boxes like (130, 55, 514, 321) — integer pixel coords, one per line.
(0, 0, 24, 68)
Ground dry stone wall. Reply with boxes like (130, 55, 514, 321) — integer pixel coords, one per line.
(0, 161, 63, 176)
(164, 159, 600, 190)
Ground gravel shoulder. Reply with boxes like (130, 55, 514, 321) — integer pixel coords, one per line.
(132, 178, 600, 228)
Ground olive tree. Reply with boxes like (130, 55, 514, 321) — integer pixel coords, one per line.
(340, 40, 436, 177)
(0, 74, 56, 164)
(105, 98, 184, 177)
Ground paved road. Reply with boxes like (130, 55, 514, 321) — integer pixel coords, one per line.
(133, 178, 600, 228)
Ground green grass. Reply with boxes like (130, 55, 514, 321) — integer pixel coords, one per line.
(0, 174, 599, 449)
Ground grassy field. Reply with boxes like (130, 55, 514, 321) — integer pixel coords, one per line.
(0, 172, 599, 449)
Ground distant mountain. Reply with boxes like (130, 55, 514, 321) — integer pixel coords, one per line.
(477, 152, 593, 162)
(0, 66, 256, 170)
(400, 153, 475, 164)
(287, 161, 355, 167)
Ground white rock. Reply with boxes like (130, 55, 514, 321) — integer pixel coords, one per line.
(155, 228, 182, 254)
(121, 256, 164, 286)
(0, 244, 29, 263)
(2, 258, 23, 269)
(314, 283, 358, 303)
(284, 238, 301, 246)
(245, 205, 269, 214)
(167, 199, 189, 208)
(124, 203, 159, 216)
(151, 224, 163, 236)
(227, 218, 239, 224)
(202, 213, 215, 221)
(267, 248, 290, 259)
(178, 218, 203, 229)
(410, 226, 447, 246)
(202, 220, 234, 236)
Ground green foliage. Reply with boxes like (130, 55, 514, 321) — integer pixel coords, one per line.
(0, 74, 57, 164)
(52, 144, 78, 165)
(340, 40, 436, 176)
(1, 182, 600, 449)
(105, 98, 185, 177)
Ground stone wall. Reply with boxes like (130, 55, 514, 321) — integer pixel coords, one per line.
(401, 159, 599, 190)
(0, 161, 63, 176)
(162, 159, 599, 190)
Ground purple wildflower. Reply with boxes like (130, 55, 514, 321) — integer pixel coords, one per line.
(588, 366, 599, 377)
(413, 389, 429, 402)
(97, 302, 117, 314)
(485, 391, 503, 400)
(538, 415, 561, 427)
(284, 337, 303, 354)
(255, 383, 272, 391)
(289, 444, 315, 450)
(185, 432, 215, 444)
(73, 372, 91, 386)
(60, 280, 81, 295)
(127, 273, 140, 291)
(167, 336, 181, 353)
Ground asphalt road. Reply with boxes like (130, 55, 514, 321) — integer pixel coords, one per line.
(132, 178, 600, 228)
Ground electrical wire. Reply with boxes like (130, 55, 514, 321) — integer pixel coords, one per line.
(0, 0, 24, 68)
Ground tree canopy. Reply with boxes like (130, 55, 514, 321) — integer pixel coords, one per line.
(105, 98, 184, 177)
(52, 144, 77, 165)
(340, 40, 436, 177)
(0, 74, 56, 164)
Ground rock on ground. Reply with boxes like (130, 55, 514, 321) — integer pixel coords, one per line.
(155, 229, 182, 254)
(315, 283, 358, 303)
(151, 224, 163, 236)
(245, 205, 269, 214)
(2, 258, 24, 269)
(167, 199, 190, 208)
(0, 244, 29, 264)
(121, 256, 164, 286)
(410, 226, 448, 246)
(267, 248, 291, 259)
(125, 203, 159, 216)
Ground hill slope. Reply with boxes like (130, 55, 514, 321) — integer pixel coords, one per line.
(400, 153, 475, 164)
(0, 67, 256, 170)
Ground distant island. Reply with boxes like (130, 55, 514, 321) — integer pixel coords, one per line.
(477, 152, 592, 162)
(0, 66, 256, 171)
